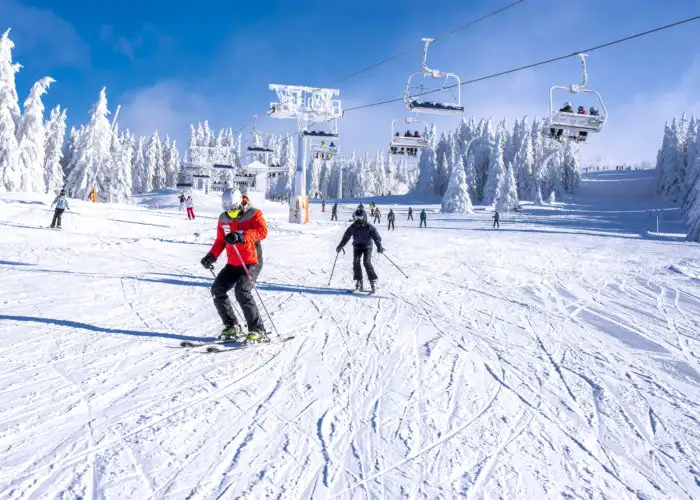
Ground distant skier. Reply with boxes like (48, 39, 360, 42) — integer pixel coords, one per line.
(178, 193, 185, 212)
(419, 209, 427, 228)
(493, 211, 500, 228)
(407, 207, 414, 221)
(200, 188, 268, 342)
(49, 189, 69, 229)
(387, 209, 395, 231)
(331, 202, 338, 221)
(322, 199, 326, 212)
(373, 207, 381, 224)
(185, 195, 195, 220)
(336, 208, 384, 293)
(370, 202, 376, 217)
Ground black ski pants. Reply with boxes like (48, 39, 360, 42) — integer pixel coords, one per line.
(493, 220, 499, 228)
(51, 208, 65, 228)
(353, 247, 378, 282)
(388, 220, 395, 230)
(331, 212, 337, 221)
(420, 219, 426, 228)
(211, 264, 263, 331)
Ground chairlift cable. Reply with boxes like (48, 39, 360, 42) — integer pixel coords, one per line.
(344, 14, 700, 112)
(235, 14, 700, 164)
(335, 0, 527, 83)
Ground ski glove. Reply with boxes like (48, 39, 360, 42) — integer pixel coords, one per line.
(336, 245, 343, 253)
(200, 253, 216, 270)
(224, 230, 244, 245)
(377, 246, 385, 254)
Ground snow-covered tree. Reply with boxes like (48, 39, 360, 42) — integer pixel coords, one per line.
(166, 139, 180, 187)
(441, 152, 473, 213)
(414, 124, 437, 196)
(64, 87, 114, 199)
(0, 29, 21, 124)
(109, 131, 132, 202)
(146, 131, 165, 190)
(484, 125, 506, 204)
(43, 105, 67, 193)
(132, 136, 147, 194)
(657, 117, 686, 202)
(0, 79, 20, 191)
(17, 77, 54, 192)
(561, 140, 581, 193)
(496, 161, 519, 212)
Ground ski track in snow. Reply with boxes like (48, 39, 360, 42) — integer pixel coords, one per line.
(1, 172, 699, 499)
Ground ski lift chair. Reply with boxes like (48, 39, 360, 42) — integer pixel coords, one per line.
(404, 38, 464, 116)
(544, 53, 607, 143)
(390, 117, 428, 155)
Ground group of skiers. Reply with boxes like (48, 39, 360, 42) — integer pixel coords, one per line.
(330, 201, 428, 230)
(178, 193, 196, 219)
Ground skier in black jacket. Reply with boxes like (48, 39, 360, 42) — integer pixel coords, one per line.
(336, 208, 384, 292)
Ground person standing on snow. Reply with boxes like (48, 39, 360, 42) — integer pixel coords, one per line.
(178, 193, 185, 212)
(331, 202, 338, 221)
(200, 188, 269, 342)
(493, 211, 500, 228)
(50, 189, 70, 228)
(322, 199, 326, 212)
(185, 195, 195, 220)
(419, 209, 427, 228)
(387, 209, 395, 231)
(336, 208, 384, 293)
(407, 207, 414, 221)
(373, 207, 381, 224)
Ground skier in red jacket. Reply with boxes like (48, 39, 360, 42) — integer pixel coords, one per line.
(200, 188, 268, 342)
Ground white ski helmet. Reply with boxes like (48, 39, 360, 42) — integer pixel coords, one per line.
(222, 188, 243, 211)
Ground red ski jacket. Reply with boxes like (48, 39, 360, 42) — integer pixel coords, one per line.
(209, 208, 267, 266)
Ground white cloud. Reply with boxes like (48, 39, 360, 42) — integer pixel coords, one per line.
(0, 0, 89, 66)
(118, 82, 210, 143)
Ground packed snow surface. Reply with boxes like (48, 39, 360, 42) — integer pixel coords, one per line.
(0, 171, 699, 499)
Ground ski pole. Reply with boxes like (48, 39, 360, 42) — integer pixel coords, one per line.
(327, 247, 345, 286)
(232, 245, 281, 338)
(382, 253, 408, 278)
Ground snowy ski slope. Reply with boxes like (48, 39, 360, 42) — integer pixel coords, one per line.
(0, 170, 698, 499)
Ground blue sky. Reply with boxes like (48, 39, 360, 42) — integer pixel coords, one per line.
(3, 0, 700, 165)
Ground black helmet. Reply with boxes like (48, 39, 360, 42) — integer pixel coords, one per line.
(60, 189, 65, 195)
(353, 208, 365, 221)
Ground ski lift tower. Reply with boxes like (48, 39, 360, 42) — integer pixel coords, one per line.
(268, 84, 343, 223)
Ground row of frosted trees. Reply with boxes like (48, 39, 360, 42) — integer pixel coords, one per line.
(271, 116, 580, 213)
(0, 29, 185, 201)
(0, 29, 67, 194)
(656, 114, 700, 241)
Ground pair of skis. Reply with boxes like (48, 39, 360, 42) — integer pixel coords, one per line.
(180, 335, 295, 353)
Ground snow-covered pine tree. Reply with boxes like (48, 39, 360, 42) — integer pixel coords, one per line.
(561, 140, 581, 193)
(435, 132, 451, 195)
(657, 116, 688, 203)
(0, 29, 21, 125)
(514, 117, 535, 200)
(146, 131, 163, 191)
(441, 151, 473, 213)
(686, 128, 700, 240)
(131, 136, 147, 194)
(414, 124, 437, 196)
(495, 161, 519, 212)
(43, 105, 67, 193)
(0, 73, 20, 191)
(62, 125, 80, 175)
(167, 139, 180, 188)
(109, 131, 132, 202)
(17, 77, 54, 192)
(484, 124, 506, 205)
(64, 87, 114, 199)
(473, 118, 494, 201)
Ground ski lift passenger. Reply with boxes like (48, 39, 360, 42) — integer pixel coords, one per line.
(414, 131, 420, 138)
(329, 142, 335, 148)
(577, 106, 587, 115)
(404, 131, 412, 137)
(559, 101, 573, 113)
(589, 107, 599, 116)
(395, 132, 400, 137)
